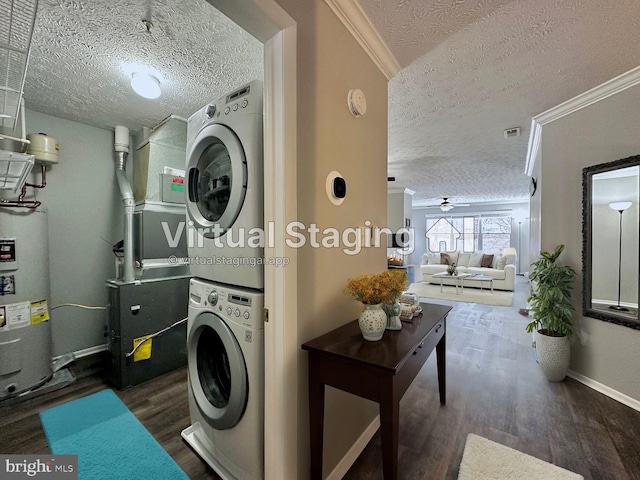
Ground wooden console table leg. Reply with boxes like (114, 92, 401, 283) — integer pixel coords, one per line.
(308, 354, 325, 480)
(436, 331, 446, 405)
(379, 376, 399, 480)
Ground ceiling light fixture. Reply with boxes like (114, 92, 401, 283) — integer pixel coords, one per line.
(440, 204, 453, 212)
(131, 72, 161, 99)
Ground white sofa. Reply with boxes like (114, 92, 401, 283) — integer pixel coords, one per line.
(419, 250, 516, 291)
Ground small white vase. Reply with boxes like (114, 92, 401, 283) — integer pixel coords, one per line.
(535, 330, 570, 381)
(358, 304, 387, 341)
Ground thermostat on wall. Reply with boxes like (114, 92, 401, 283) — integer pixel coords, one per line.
(326, 171, 346, 205)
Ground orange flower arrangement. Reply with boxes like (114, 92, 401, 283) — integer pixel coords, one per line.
(346, 269, 407, 305)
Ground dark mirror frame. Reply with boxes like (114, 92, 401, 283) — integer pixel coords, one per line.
(582, 154, 640, 330)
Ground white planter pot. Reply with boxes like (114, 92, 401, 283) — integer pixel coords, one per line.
(535, 330, 570, 382)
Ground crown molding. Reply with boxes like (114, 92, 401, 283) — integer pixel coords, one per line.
(525, 65, 640, 176)
(324, 0, 401, 80)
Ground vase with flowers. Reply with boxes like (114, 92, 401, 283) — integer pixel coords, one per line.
(447, 263, 458, 276)
(346, 271, 400, 341)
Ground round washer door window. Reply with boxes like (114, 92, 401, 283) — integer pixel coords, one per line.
(188, 312, 248, 430)
(186, 123, 247, 237)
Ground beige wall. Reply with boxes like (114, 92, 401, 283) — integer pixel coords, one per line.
(539, 83, 640, 402)
(272, 0, 389, 478)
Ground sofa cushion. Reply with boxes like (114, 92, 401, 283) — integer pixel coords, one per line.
(422, 264, 447, 274)
(481, 254, 494, 268)
(457, 252, 471, 267)
(422, 252, 440, 265)
(441, 252, 459, 265)
(469, 252, 483, 267)
(495, 255, 508, 270)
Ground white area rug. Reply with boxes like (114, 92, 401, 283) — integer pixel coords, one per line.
(458, 434, 584, 480)
(406, 282, 513, 307)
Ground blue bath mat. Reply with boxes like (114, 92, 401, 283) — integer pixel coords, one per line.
(39, 389, 189, 480)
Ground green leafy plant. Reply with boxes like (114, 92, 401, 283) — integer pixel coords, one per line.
(526, 244, 576, 337)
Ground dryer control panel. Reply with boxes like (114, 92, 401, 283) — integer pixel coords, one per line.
(187, 79, 263, 145)
(189, 278, 264, 330)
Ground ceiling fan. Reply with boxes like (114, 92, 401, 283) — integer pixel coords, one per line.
(425, 197, 471, 212)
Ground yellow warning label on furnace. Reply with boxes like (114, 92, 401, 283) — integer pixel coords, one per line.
(30, 299, 50, 325)
(133, 336, 153, 362)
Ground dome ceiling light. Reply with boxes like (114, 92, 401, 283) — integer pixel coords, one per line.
(130, 72, 161, 99)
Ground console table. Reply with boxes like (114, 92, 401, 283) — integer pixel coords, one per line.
(301, 302, 451, 480)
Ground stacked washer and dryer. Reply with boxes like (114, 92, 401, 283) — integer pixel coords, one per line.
(181, 80, 265, 480)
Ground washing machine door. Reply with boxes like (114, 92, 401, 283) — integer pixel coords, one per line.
(188, 311, 248, 430)
(186, 124, 247, 237)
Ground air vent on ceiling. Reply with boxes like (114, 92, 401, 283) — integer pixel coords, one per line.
(504, 127, 520, 138)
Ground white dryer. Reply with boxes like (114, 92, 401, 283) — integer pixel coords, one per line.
(181, 278, 264, 480)
(186, 80, 264, 289)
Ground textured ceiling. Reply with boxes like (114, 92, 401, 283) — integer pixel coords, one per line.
(23, 0, 263, 132)
(12, 0, 640, 208)
(360, 0, 640, 207)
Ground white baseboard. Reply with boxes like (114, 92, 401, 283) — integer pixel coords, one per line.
(326, 415, 380, 480)
(53, 343, 107, 361)
(568, 370, 640, 413)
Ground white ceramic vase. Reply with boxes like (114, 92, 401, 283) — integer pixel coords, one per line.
(358, 304, 387, 341)
(535, 330, 570, 381)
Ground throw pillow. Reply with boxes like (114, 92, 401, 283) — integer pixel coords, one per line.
(440, 253, 452, 265)
(481, 254, 494, 268)
(469, 252, 483, 267)
(427, 252, 440, 264)
(422, 253, 430, 265)
(457, 252, 471, 267)
(496, 255, 508, 270)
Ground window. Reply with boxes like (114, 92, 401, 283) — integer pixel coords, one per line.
(425, 212, 511, 254)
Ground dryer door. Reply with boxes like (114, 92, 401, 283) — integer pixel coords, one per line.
(188, 311, 248, 430)
(186, 124, 247, 237)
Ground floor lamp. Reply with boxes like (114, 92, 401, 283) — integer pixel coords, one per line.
(609, 201, 632, 311)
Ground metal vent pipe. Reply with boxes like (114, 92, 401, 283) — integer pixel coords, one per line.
(114, 126, 135, 283)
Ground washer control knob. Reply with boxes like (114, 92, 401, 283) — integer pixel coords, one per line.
(243, 311, 250, 320)
(241, 99, 248, 108)
(234, 309, 241, 317)
(207, 291, 218, 306)
(224, 107, 230, 115)
(226, 306, 233, 315)
(232, 104, 239, 111)
(205, 104, 217, 118)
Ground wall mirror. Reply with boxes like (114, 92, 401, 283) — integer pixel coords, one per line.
(582, 155, 640, 330)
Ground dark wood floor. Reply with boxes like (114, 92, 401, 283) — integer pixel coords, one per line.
(345, 278, 640, 479)
(1, 277, 640, 479)
(0, 357, 220, 480)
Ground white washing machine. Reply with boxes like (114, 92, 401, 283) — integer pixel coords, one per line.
(186, 80, 264, 290)
(181, 277, 264, 480)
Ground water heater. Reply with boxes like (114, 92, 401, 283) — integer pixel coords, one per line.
(0, 207, 52, 399)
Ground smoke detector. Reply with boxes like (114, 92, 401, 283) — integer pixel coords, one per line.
(504, 127, 520, 138)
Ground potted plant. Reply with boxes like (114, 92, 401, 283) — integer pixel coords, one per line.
(346, 271, 399, 341)
(525, 244, 576, 381)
